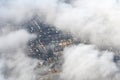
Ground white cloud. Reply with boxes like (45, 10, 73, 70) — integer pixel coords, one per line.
(61, 44, 120, 80)
(0, 29, 38, 80)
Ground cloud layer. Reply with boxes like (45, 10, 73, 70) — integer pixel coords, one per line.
(61, 44, 120, 80)
(1, 0, 120, 80)
(0, 29, 38, 80)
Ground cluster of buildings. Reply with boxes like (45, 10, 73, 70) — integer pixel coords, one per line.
(24, 16, 73, 63)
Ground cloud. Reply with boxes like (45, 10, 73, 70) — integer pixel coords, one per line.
(0, 29, 38, 80)
(61, 44, 120, 80)
(1, 0, 120, 80)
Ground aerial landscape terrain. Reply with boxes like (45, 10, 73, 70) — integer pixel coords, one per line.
(0, 0, 120, 80)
